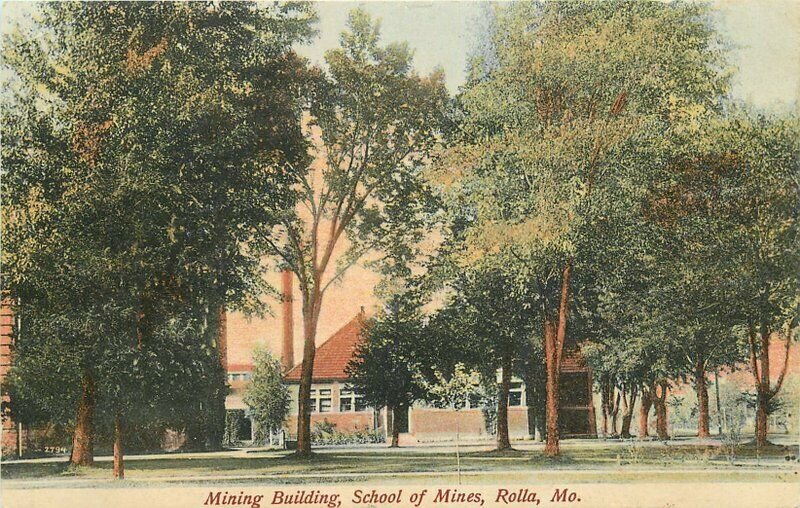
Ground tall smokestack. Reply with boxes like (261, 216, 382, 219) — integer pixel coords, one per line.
(281, 269, 294, 372)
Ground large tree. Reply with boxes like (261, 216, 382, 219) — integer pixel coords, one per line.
(258, 9, 447, 456)
(709, 111, 799, 447)
(435, 0, 730, 455)
(346, 299, 427, 448)
(435, 269, 538, 450)
(1, 1, 313, 474)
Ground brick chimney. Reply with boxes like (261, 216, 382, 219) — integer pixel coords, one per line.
(281, 269, 294, 372)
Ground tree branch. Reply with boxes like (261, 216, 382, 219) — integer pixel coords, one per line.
(319, 238, 381, 296)
(770, 330, 792, 398)
(747, 320, 761, 385)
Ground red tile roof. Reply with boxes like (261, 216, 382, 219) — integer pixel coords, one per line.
(282, 312, 591, 382)
(283, 313, 366, 383)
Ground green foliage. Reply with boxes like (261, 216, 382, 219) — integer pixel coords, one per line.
(703, 110, 800, 336)
(223, 410, 249, 447)
(436, 0, 730, 277)
(310, 420, 384, 446)
(421, 363, 481, 411)
(1, 1, 313, 450)
(259, 7, 448, 296)
(346, 298, 427, 411)
(242, 348, 290, 435)
(431, 2, 738, 404)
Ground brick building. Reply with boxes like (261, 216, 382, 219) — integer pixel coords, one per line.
(283, 313, 379, 437)
(278, 310, 597, 442)
(222, 270, 598, 442)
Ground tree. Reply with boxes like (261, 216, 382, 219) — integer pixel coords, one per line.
(421, 363, 481, 484)
(257, 9, 447, 456)
(709, 111, 799, 447)
(346, 299, 426, 447)
(1, 1, 313, 474)
(435, 0, 729, 455)
(434, 268, 537, 450)
(243, 349, 290, 444)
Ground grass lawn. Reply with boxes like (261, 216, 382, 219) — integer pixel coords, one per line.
(2, 442, 798, 485)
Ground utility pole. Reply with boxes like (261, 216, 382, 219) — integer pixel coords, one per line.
(714, 369, 723, 436)
(15, 297, 23, 458)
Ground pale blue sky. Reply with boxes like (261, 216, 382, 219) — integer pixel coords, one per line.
(1, 1, 798, 108)
(298, 0, 800, 109)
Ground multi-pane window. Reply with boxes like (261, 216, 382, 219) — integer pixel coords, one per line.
(319, 389, 332, 413)
(340, 389, 368, 412)
(227, 372, 252, 382)
(340, 389, 354, 412)
(509, 382, 524, 407)
(307, 388, 333, 413)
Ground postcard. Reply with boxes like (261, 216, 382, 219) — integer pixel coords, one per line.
(1, 1, 798, 507)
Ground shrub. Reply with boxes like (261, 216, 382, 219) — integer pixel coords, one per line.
(310, 420, 384, 446)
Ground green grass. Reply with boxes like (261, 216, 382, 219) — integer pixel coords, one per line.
(2, 442, 797, 484)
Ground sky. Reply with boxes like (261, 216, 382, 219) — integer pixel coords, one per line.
(296, 0, 800, 109)
(4, 1, 796, 107)
(249, 0, 800, 364)
(2, 1, 798, 365)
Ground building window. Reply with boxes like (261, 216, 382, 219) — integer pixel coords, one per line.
(340, 389, 353, 412)
(308, 388, 332, 413)
(340, 389, 369, 412)
(509, 382, 524, 407)
(227, 372, 252, 382)
(319, 389, 332, 413)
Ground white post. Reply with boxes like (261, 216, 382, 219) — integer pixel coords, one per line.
(456, 417, 461, 485)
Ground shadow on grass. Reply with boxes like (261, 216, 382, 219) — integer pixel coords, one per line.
(3, 442, 796, 481)
(1, 461, 74, 479)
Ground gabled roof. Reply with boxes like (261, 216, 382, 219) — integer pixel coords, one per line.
(283, 313, 366, 383)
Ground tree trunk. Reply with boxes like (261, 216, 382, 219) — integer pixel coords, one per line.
(70, 371, 95, 467)
(296, 288, 322, 457)
(600, 377, 610, 438)
(755, 389, 769, 448)
(620, 388, 636, 439)
(544, 318, 560, 456)
(695, 360, 710, 439)
(753, 325, 775, 448)
(639, 387, 652, 439)
(207, 304, 227, 450)
(714, 369, 723, 436)
(653, 381, 669, 440)
(610, 390, 621, 437)
(390, 406, 400, 448)
(496, 352, 512, 451)
(544, 260, 572, 458)
(113, 414, 124, 480)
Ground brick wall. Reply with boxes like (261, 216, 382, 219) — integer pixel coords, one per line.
(408, 407, 533, 440)
(1, 300, 20, 457)
(408, 408, 488, 438)
(284, 382, 380, 439)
